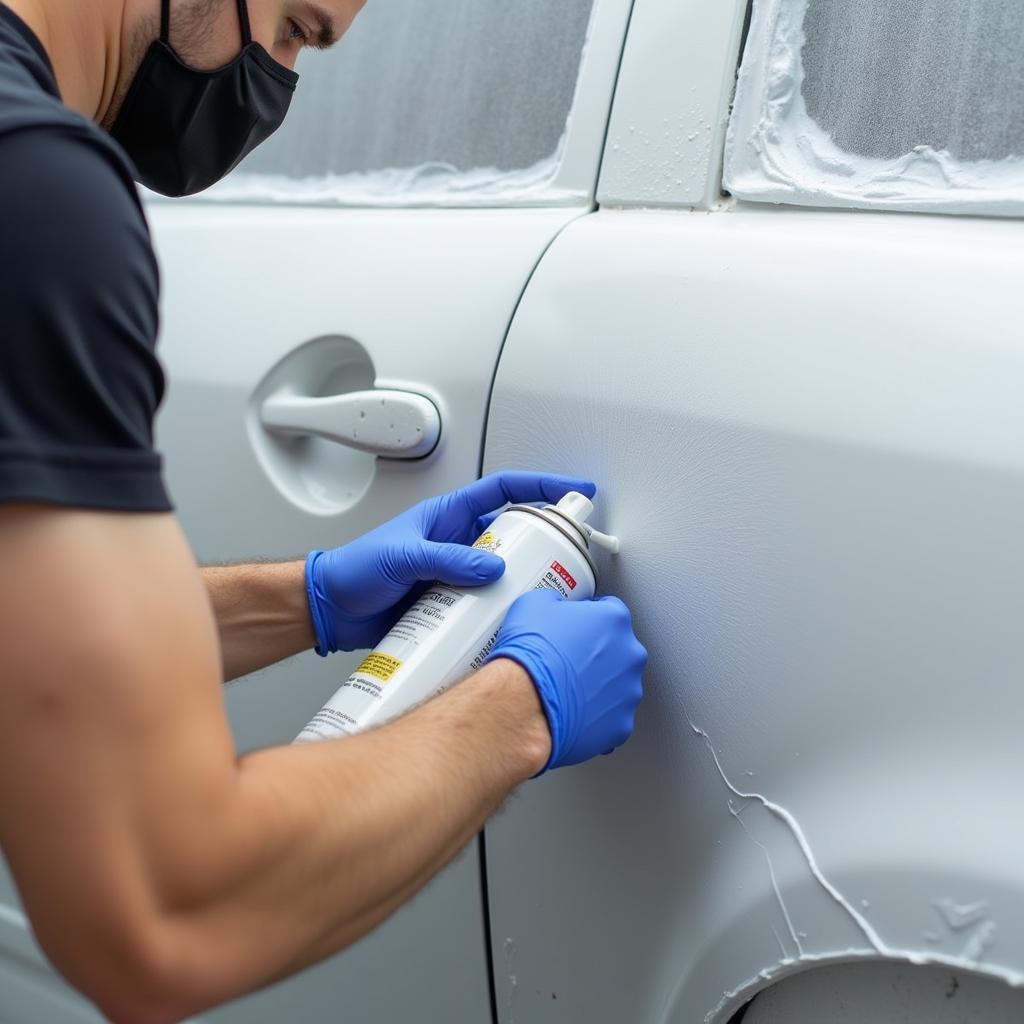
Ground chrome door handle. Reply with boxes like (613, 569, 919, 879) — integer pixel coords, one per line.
(260, 389, 441, 459)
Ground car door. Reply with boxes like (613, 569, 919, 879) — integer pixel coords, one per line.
(0, 1, 632, 1021)
(481, 0, 1024, 1020)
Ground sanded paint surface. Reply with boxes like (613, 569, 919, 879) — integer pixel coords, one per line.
(482, 206, 1024, 1021)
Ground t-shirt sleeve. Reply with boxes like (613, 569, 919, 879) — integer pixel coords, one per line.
(0, 126, 171, 511)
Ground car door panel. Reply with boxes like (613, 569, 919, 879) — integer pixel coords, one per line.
(156, 204, 590, 1023)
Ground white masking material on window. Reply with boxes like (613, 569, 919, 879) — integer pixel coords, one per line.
(724, 0, 1024, 215)
(203, 0, 594, 206)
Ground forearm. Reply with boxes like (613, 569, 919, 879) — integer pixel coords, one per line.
(202, 561, 315, 680)
(224, 658, 548, 974)
(101, 658, 548, 1020)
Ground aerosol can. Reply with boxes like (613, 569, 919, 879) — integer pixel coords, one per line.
(295, 491, 619, 742)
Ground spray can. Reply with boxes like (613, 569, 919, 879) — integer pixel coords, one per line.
(296, 491, 619, 742)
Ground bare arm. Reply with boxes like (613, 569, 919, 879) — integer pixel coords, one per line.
(0, 506, 549, 1024)
(202, 561, 315, 680)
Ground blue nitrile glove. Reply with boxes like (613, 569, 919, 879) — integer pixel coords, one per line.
(305, 471, 597, 654)
(484, 589, 647, 772)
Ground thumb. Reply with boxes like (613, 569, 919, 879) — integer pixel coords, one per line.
(408, 542, 506, 586)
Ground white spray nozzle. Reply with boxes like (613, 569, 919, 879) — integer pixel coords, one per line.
(555, 491, 594, 524)
(552, 492, 620, 554)
(582, 524, 621, 555)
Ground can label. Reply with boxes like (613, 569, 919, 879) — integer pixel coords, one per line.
(299, 586, 478, 740)
(296, 507, 595, 743)
(472, 531, 500, 553)
(356, 652, 403, 682)
(552, 560, 577, 590)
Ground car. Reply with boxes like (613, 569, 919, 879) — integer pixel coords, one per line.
(3, 0, 1023, 1020)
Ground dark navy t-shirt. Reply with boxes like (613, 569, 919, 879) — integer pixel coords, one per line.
(0, 4, 171, 511)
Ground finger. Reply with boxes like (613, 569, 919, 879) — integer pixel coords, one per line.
(513, 586, 566, 609)
(406, 542, 506, 586)
(596, 594, 633, 622)
(472, 510, 501, 537)
(459, 471, 597, 518)
(395, 580, 429, 616)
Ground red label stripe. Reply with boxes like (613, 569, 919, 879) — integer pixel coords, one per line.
(552, 560, 577, 590)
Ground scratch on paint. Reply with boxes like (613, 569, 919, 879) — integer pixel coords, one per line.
(728, 797, 803, 957)
(770, 925, 788, 960)
(503, 937, 518, 1024)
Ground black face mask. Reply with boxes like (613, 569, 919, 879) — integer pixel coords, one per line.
(110, 0, 299, 197)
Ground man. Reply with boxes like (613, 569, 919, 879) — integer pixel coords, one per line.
(0, 0, 647, 1020)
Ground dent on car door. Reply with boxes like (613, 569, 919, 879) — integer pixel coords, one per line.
(0, 2, 634, 1022)
(482, 0, 1024, 1021)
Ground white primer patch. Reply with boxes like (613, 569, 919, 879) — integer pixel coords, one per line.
(723, 0, 1024, 216)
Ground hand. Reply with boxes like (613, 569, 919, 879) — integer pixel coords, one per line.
(485, 589, 647, 772)
(305, 471, 597, 654)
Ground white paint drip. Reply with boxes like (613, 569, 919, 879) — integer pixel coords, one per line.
(963, 920, 998, 963)
(724, 0, 1024, 215)
(691, 723, 888, 955)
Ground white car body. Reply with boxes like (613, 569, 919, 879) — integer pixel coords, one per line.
(3, 0, 1023, 1020)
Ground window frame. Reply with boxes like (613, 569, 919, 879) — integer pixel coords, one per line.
(723, 0, 1024, 218)
(161, 0, 634, 211)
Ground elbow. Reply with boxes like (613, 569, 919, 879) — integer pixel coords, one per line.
(37, 911, 220, 1024)
(91, 974, 196, 1024)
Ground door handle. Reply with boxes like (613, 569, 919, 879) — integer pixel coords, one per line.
(260, 389, 441, 459)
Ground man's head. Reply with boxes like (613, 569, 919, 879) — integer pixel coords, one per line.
(89, 0, 366, 195)
(7, 0, 364, 193)
(105, 0, 365, 130)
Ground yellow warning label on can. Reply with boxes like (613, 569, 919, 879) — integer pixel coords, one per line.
(355, 652, 402, 682)
(473, 531, 498, 552)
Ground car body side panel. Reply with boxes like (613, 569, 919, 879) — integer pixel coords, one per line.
(482, 206, 1024, 1021)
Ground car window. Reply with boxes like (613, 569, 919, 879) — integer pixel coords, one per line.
(723, 0, 1024, 215)
(206, 0, 596, 206)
